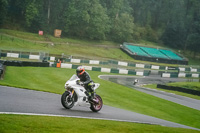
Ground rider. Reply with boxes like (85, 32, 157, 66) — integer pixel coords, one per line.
(76, 66, 94, 100)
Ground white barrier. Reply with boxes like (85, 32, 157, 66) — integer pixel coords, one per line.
(29, 55, 40, 60)
(7, 53, 19, 58)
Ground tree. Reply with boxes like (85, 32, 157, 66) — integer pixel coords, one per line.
(101, 0, 133, 42)
(110, 13, 134, 42)
(160, 0, 189, 49)
(0, 0, 8, 25)
(25, 0, 68, 33)
(86, 0, 110, 40)
(101, 0, 131, 19)
(64, 0, 91, 37)
(25, 1, 39, 27)
(161, 21, 186, 49)
(187, 33, 200, 57)
(6, 0, 29, 24)
(186, 2, 200, 57)
(1, 0, 200, 55)
(64, 0, 109, 40)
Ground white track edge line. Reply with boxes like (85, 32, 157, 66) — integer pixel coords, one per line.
(0, 111, 160, 126)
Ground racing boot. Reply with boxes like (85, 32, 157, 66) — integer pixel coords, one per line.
(88, 91, 95, 102)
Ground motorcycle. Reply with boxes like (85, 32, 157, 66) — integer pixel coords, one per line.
(61, 74, 103, 112)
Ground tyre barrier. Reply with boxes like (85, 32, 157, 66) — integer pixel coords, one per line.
(157, 84, 200, 96)
(0, 63, 6, 79)
(0, 63, 3, 77)
(0, 60, 49, 67)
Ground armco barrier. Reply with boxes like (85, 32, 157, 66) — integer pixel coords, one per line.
(63, 57, 200, 72)
(161, 72, 200, 78)
(59, 63, 150, 76)
(1, 51, 200, 73)
(157, 84, 200, 96)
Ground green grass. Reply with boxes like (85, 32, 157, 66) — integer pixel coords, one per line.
(0, 34, 51, 53)
(1, 28, 200, 66)
(0, 66, 200, 129)
(0, 29, 118, 46)
(188, 57, 200, 66)
(0, 29, 47, 41)
(0, 34, 133, 61)
(1, 114, 199, 133)
(168, 82, 200, 91)
(139, 40, 166, 48)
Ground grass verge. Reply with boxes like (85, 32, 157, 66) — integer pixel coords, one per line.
(168, 82, 200, 91)
(0, 34, 132, 61)
(143, 84, 200, 100)
(0, 66, 200, 129)
(1, 114, 199, 133)
(1, 29, 199, 66)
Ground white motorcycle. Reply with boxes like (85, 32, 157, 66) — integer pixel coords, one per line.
(61, 74, 103, 112)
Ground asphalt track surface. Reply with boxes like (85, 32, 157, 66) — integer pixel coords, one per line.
(99, 75, 200, 111)
(0, 75, 200, 131)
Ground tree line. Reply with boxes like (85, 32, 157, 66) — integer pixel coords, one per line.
(0, 0, 200, 56)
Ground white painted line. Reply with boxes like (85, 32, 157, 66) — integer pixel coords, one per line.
(0, 112, 158, 126)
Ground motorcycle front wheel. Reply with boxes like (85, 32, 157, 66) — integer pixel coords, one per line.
(90, 94, 103, 112)
(61, 91, 75, 109)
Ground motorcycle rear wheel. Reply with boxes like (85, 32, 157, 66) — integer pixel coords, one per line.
(90, 94, 103, 112)
(61, 91, 75, 109)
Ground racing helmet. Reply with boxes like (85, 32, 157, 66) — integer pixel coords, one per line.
(76, 66, 85, 76)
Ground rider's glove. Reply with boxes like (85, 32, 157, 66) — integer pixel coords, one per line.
(76, 80, 84, 86)
(76, 80, 80, 85)
(79, 82, 84, 86)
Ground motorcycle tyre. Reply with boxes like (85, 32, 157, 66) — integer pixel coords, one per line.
(61, 91, 74, 109)
(90, 94, 103, 112)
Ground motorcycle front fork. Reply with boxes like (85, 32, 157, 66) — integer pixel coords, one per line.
(68, 90, 74, 99)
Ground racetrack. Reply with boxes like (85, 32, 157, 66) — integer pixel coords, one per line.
(0, 85, 199, 131)
(99, 75, 200, 111)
